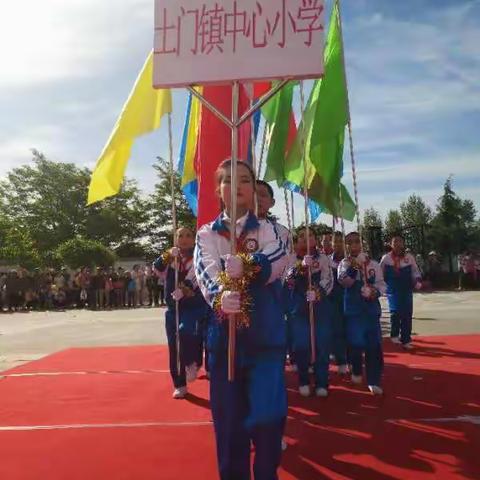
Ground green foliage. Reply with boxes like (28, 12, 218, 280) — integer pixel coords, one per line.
(429, 177, 478, 271)
(0, 217, 41, 269)
(115, 242, 155, 260)
(384, 209, 403, 239)
(400, 194, 432, 228)
(0, 150, 149, 258)
(146, 156, 196, 250)
(362, 207, 383, 229)
(55, 238, 116, 269)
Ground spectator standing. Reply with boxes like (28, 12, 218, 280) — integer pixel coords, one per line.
(126, 272, 136, 307)
(104, 269, 113, 309)
(145, 265, 155, 307)
(158, 268, 166, 306)
(96, 267, 106, 309)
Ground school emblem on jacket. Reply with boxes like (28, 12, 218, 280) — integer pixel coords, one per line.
(243, 238, 259, 253)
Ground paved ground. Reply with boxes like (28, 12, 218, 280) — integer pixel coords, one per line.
(1, 291, 479, 372)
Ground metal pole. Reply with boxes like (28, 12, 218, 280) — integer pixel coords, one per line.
(251, 101, 258, 216)
(291, 190, 295, 229)
(187, 86, 233, 128)
(228, 81, 240, 382)
(167, 112, 181, 375)
(237, 79, 290, 126)
(337, 0, 363, 245)
(299, 81, 316, 365)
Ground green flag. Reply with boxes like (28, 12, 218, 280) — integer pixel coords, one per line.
(261, 81, 295, 186)
(285, 0, 355, 220)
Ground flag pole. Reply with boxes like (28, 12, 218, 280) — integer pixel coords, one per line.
(251, 100, 258, 215)
(299, 80, 316, 365)
(167, 111, 181, 375)
(284, 188, 294, 254)
(256, 122, 269, 179)
(228, 81, 240, 382)
(337, 0, 363, 247)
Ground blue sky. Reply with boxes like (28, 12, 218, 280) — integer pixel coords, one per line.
(0, 0, 478, 228)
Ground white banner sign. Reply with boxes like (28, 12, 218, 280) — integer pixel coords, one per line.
(154, 0, 325, 88)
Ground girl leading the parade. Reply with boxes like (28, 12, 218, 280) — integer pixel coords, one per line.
(153, 227, 208, 399)
(194, 159, 288, 480)
(284, 227, 333, 397)
(338, 232, 386, 395)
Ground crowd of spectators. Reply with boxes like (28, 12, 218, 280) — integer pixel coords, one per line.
(0, 265, 166, 312)
(458, 251, 480, 290)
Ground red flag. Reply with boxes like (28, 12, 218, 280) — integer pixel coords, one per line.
(196, 85, 251, 227)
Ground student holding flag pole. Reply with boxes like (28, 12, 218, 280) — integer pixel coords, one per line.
(284, 227, 334, 396)
(338, 232, 386, 395)
(194, 154, 288, 479)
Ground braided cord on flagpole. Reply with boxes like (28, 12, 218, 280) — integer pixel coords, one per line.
(299, 80, 316, 364)
(337, 0, 363, 244)
(284, 187, 294, 254)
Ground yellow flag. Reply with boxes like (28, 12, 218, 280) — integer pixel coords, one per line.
(88, 51, 172, 204)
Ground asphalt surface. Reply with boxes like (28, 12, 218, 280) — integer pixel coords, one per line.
(0, 291, 479, 372)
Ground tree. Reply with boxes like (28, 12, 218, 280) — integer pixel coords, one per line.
(115, 241, 156, 260)
(55, 238, 116, 269)
(384, 209, 403, 239)
(0, 216, 41, 269)
(360, 207, 384, 258)
(400, 194, 432, 227)
(430, 176, 478, 272)
(0, 150, 149, 254)
(146, 156, 196, 250)
(362, 207, 383, 229)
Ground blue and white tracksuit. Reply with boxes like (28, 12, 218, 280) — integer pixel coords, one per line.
(338, 258, 386, 386)
(329, 253, 348, 366)
(284, 253, 333, 389)
(194, 211, 288, 480)
(380, 253, 421, 345)
(153, 250, 208, 389)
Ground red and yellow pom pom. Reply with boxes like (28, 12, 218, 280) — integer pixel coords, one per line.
(214, 253, 261, 329)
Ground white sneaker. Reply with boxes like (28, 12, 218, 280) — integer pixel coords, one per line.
(351, 374, 362, 385)
(172, 386, 187, 399)
(315, 387, 328, 397)
(186, 363, 198, 383)
(338, 364, 349, 375)
(391, 337, 401, 344)
(402, 342, 414, 350)
(299, 385, 311, 397)
(281, 439, 287, 451)
(368, 385, 384, 395)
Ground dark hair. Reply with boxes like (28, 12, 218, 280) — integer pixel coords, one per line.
(256, 180, 274, 199)
(215, 159, 256, 186)
(390, 233, 404, 242)
(215, 159, 256, 210)
(297, 226, 318, 239)
(176, 226, 195, 235)
(345, 231, 360, 242)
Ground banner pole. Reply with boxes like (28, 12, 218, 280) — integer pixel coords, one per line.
(167, 112, 181, 375)
(228, 81, 240, 382)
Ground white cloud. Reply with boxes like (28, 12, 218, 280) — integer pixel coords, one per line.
(349, 151, 479, 185)
(0, 0, 152, 88)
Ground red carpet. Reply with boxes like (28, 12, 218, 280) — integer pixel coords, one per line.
(1, 335, 479, 479)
